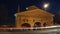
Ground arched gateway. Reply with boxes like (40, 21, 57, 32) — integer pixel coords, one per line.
(34, 22, 41, 27)
(21, 23, 31, 28)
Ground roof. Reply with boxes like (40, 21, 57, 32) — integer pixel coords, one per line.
(16, 5, 54, 17)
(26, 5, 39, 10)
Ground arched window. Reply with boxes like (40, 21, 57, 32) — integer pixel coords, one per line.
(23, 19, 25, 22)
(26, 19, 28, 22)
(33, 19, 35, 22)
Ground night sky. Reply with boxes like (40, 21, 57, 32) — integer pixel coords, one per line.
(0, 0, 60, 25)
(20, 0, 60, 24)
(0, 0, 18, 25)
(20, 0, 60, 14)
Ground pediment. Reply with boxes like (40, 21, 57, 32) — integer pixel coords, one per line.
(16, 6, 54, 17)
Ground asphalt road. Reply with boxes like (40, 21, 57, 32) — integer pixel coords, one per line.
(0, 29, 60, 34)
(0, 32, 57, 34)
(0, 30, 59, 34)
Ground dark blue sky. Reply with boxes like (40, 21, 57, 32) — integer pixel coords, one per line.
(0, 0, 60, 25)
(20, 0, 60, 23)
(0, 0, 18, 25)
(20, 0, 60, 14)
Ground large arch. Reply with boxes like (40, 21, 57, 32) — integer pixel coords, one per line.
(21, 23, 31, 28)
(33, 22, 41, 30)
(34, 22, 41, 27)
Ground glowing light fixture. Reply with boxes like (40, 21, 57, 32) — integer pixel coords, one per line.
(14, 13, 17, 17)
(26, 8, 28, 10)
(43, 3, 49, 9)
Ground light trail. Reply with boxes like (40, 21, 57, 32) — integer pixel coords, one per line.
(0, 25, 60, 29)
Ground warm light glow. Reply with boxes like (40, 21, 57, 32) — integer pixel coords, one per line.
(44, 3, 49, 9)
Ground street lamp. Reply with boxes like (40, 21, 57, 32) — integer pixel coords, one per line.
(43, 3, 49, 10)
(14, 13, 17, 17)
(26, 8, 28, 10)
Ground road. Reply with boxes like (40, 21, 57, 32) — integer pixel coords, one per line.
(0, 29, 60, 34)
(0, 25, 60, 34)
(0, 32, 58, 34)
(0, 28, 60, 34)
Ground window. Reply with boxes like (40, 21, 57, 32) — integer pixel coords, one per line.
(26, 19, 28, 22)
(23, 19, 28, 22)
(33, 19, 35, 22)
(23, 19, 25, 22)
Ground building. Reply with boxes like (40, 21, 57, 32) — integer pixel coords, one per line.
(15, 6, 54, 28)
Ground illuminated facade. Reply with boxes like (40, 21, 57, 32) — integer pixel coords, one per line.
(15, 6, 54, 28)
